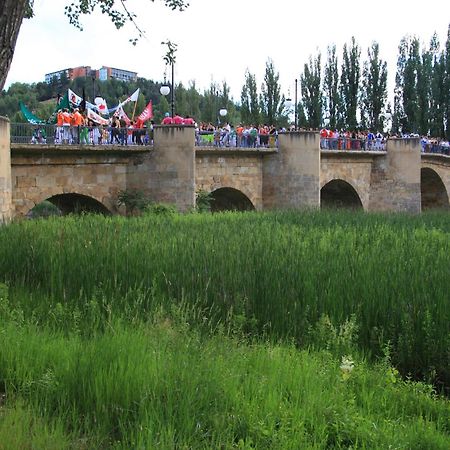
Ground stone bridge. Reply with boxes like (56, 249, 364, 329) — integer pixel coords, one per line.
(1, 116, 449, 220)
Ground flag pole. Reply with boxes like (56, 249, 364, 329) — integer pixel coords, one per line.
(131, 100, 138, 121)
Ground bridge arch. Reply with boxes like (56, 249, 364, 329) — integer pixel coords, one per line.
(210, 187, 255, 212)
(421, 168, 449, 210)
(320, 179, 363, 210)
(27, 192, 112, 217)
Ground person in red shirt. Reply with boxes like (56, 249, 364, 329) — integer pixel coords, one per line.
(183, 115, 195, 125)
(320, 128, 328, 149)
(161, 113, 173, 125)
(172, 113, 184, 125)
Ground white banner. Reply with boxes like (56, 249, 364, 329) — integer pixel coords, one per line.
(87, 108, 109, 125)
(68, 88, 139, 115)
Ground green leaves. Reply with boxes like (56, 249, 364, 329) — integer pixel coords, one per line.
(64, 0, 188, 43)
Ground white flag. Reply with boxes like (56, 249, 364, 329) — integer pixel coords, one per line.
(68, 89, 96, 110)
(68, 89, 82, 106)
(129, 88, 140, 102)
(94, 97, 109, 115)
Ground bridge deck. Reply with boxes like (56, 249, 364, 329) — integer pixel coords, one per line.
(10, 144, 151, 156)
(10, 144, 449, 161)
(195, 147, 278, 156)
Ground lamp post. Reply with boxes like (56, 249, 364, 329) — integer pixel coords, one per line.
(284, 96, 293, 128)
(294, 78, 298, 131)
(219, 108, 227, 124)
(160, 40, 177, 117)
(285, 80, 299, 130)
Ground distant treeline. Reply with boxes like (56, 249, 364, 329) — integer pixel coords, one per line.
(1, 25, 449, 137)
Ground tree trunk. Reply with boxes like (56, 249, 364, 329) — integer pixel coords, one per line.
(0, 0, 28, 91)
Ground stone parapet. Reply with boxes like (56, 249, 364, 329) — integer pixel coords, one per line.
(262, 131, 320, 209)
(369, 138, 421, 213)
(127, 126, 196, 212)
(0, 117, 12, 222)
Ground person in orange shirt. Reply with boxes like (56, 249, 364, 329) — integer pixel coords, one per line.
(71, 108, 83, 144)
(72, 108, 83, 126)
(236, 124, 244, 147)
(56, 110, 64, 144)
(62, 109, 72, 144)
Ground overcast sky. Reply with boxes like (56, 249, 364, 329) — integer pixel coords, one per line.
(5, 0, 450, 103)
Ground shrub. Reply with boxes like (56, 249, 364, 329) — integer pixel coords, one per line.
(117, 189, 150, 215)
(196, 190, 213, 213)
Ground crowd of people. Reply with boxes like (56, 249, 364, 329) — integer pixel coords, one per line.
(319, 129, 450, 154)
(195, 122, 281, 148)
(319, 129, 386, 151)
(37, 108, 155, 146)
(420, 135, 450, 155)
(159, 113, 283, 148)
(22, 111, 450, 156)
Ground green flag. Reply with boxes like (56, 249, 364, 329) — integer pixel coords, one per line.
(46, 93, 70, 124)
(55, 92, 70, 112)
(19, 102, 45, 125)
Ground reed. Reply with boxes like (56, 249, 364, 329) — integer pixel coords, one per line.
(0, 210, 448, 384)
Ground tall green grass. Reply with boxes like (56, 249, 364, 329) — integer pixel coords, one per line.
(0, 210, 449, 386)
(0, 209, 450, 448)
(1, 314, 449, 449)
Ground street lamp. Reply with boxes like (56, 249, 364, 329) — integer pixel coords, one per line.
(294, 78, 298, 131)
(284, 96, 293, 130)
(284, 97, 293, 110)
(161, 40, 177, 118)
(285, 79, 298, 130)
(219, 108, 227, 122)
(379, 111, 392, 133)
(160, 84, 170, 96)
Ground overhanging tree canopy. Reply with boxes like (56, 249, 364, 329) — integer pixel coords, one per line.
(0, 0, 188, 91)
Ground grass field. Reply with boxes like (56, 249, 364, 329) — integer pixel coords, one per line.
(0, 210, 449, 448)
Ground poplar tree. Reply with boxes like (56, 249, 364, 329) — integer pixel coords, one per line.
(297, 101, 308, 128)
(300, 53, 323, 129)
(184, 81, 202, 121)
(416, 38, 436, 135)
(324, 45, 340, 129)
(341, 37, 361, 130)
(361, 42, 387, 132)
(444, 25, 450, 139)
(240, 71, 260, 125)
(260, 59, 284, 126)
(403, 37, 421, 133)
(199, 83, 220, 124)
(393, 37, 408, 134)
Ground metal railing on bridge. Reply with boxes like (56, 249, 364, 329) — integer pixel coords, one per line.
(196, 130, 279, 149)
(9, 123, 450, 156)
(320, 137, 386, 151)
(10, 123, 153, 146)
(422, 142, 450, 155)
